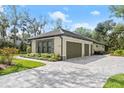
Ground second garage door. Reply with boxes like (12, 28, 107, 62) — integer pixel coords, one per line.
(66, 41, 82, 59)
(84, 44, 89, 56)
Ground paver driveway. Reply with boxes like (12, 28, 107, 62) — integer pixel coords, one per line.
(0, 55, 124, 88)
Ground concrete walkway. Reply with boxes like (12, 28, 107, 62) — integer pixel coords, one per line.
(0, 55, 124, 88)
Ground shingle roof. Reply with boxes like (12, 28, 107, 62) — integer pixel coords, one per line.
(29, 28, 106, 45)
(28, 28, 63, 40)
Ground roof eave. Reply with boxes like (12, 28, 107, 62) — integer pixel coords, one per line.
(28, 34, 63, 40)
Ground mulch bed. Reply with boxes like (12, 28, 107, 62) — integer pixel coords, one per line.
(0, 64, 8, 70)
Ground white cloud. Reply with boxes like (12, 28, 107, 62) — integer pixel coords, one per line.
(73, 23, 89, 28)
(71, 22, 95, 31)
(0, 5, 4, 12)
(20, 5, 26, 7)
(63, 7, 68, 12)
(49, 11, 72, 23)
(90, 10, 100, 16)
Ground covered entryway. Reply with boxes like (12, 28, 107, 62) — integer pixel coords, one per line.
(84, 44, 89, 56)
(66, 41, 82, 59)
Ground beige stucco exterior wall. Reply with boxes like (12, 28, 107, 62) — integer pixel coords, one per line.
(93, 43, 105, 52)
(62, 36, 93, 59)
(31, 40, 37, 53)
(53, 37, 61, 55)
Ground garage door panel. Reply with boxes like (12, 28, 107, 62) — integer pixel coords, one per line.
(66, 41, 82, 59)
(84, 44, 89, 56)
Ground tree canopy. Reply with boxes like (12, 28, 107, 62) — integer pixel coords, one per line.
(74, 27, 92, 38)
(109, 6, 124, 19)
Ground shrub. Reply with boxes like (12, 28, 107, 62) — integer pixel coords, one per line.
(0, 48, 19, 65)
(40, 53, 52, 58)
(110, 51, 114, 55)
(21, 53, 61, 61)
(0, 41, 15, 48)
(48, 54, 61, 61)
(20, 51, 27, 54)
(112, 50, 124, 56)
(0, 56, 6, 64)
(26, 46, 31, 53)
(29, 53, 40, 57)
(19, 42, 27, 52)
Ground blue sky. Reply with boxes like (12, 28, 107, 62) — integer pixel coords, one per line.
(3, 5, 124, 31)
(25, 5, 111, 30)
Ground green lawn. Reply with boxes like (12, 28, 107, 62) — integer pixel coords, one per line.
(103, 73, 124, 88)
(0, 58, 45, 75)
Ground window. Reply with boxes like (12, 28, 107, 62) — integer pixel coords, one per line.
(38, 42, 42, 53)
(47, 40, 53, 53)
(38, 39, 54, 53)
(42, 41, 47, 53)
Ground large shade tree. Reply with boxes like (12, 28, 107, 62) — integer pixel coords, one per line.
(109, 23, 124, 50)
(109, 5, 124, 20)
(8, 5, 22, 46)
(108, 5, 124, 50)
(25, 16, 47, 37)
(94, 20, 116, 43)
(74, 27, 92, 38)
(0, 11, 9, 47)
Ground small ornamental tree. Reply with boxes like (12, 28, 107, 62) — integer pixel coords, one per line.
(0, 48, 19, 65)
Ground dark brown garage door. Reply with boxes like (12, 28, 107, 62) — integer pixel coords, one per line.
(66, 41, 82, 59)
(84, 44, 89, 56)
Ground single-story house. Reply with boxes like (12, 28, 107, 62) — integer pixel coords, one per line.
(29, 28, 106, 60)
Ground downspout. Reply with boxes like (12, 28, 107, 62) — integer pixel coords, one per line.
(60, 35, 63, 60)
